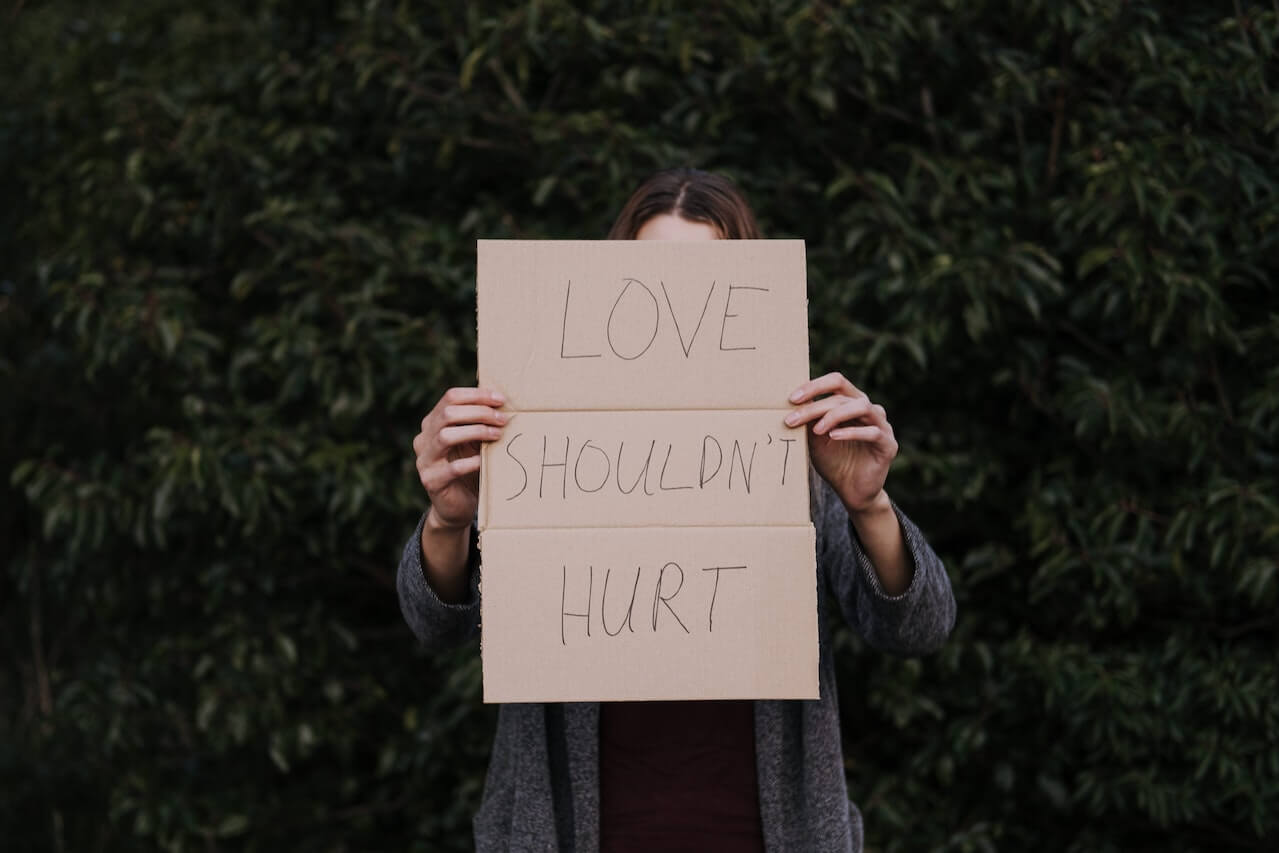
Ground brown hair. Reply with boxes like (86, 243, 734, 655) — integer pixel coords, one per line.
(607, 168, 763, 239)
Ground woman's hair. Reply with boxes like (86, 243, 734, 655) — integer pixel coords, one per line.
(607, 168, 827, 520)
(608, 168, 763, 239)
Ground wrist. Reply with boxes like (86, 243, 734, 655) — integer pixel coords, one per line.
(841, 487, 892, 518)
(420, 505, 474, 604)
(425, 505, 471, 534)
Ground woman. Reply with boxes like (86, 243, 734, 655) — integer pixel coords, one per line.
(399, 169, 956, 852)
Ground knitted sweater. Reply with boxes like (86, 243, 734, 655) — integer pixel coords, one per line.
(397, 484, 956, 852)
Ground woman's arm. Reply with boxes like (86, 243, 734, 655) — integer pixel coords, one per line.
(397, 386, 508, 648)
(846, 489, 911, 595)
(420, 507, 473, 604)
(397, 510, 482, 649)
(814, 478, 955, 654)
(789, 372, 956, 653)
(410, 385, 507, 596)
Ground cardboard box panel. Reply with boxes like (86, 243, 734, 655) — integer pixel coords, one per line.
(475, 238, 817, 702)
(477, 240, 809, 411)
(480, 409, 810, 529)
(479, 525, 819, 703)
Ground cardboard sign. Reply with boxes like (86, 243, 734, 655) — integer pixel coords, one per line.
(477, 240, 818, 702)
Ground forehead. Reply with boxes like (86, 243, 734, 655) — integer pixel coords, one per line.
(635, 214, 719, 241)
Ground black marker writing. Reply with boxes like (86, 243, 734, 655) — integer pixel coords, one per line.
(616, 439, 657, 496)
(701, 565, 747, 632)
(728, 439, 758, 493)
(659, 442, 694, 491)
(561, 564, 593, 645)
(606, 278, 660, 360)
(718, 285, 769, 351)
(699, 435, 723, 487)
(779, 436, 796, 486)
(557, 560, 749, 642)
(560, 280, 602, 359)
(504, 433, 527, 500)
(661, 279, 716, 357)
(651, 562, 689, 634)
(601, 567, 642, 636)
(573, 440, 610, 493)
(505, 432, 795, 501)
(539, 435, 570, 499)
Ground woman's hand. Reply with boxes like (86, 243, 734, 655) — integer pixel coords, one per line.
(413, 387, 509, 529)
(786, 372, 899, 513)
(788, 372, 911, 593)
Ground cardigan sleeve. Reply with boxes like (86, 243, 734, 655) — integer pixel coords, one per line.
(815, 481, 956, 656)
(396, 510, 482, 651)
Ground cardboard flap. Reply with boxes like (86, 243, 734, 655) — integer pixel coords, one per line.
(477, 240, 808, 410)
(479, 526, 818, 703)
(481, 409, 810, 529)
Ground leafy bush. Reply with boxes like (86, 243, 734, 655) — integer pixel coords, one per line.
(3, 1, 1276, 850)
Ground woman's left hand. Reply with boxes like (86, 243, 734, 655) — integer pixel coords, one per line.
(786, 372, 899, 513)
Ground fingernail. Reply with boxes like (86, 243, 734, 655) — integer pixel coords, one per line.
(784, 413, 798, 426)
(492, 392, 506, 405)
(789, 390, 803, 403)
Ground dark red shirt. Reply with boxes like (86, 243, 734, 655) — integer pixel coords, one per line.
(599, 700, 765, 852)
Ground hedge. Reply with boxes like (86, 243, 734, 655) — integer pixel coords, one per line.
(3, 1, 1277, 850)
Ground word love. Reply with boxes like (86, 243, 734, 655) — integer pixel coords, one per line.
(502, 430, 799, 501)
(559, 560, 749, 645)
(560, 277, 771, 361)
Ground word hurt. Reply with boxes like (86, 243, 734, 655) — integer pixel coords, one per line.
(559, 561, 748, 644)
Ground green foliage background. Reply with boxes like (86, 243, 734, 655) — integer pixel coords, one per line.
(3, 1, 1276, 850)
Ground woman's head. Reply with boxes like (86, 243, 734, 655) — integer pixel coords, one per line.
(608, 168, 762, 240)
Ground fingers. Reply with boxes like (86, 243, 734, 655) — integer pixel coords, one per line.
(413, 383, 509, 487)
(828, 424, 884, 442)
(787, 396, 856, 429)
(446, 453, 483, 477)
(438, 423, 502, 448)
(828, 422, 898, 463)
(441, 387, 506, 408)
(786, 395, 871, 432)
(818, 399, 890, 435)
(412, 387, 504, 500)
(418, 452, 482, 493)
(415, 387, 510, 464)
(813, 398, 880, 435)
(786, 392, 892, 438)
(789, 372, 859, 405)
(422, 389, 506, 425)
(439, 404, 510, 428)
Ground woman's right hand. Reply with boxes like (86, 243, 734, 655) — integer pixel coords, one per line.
(413, 387, 509, 529)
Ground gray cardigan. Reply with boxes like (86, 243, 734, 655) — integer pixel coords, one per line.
(397, 484, 956, 852)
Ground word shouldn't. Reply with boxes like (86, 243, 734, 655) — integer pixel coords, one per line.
(502, 431, 799, 501)
(559, 561, 748, 644)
